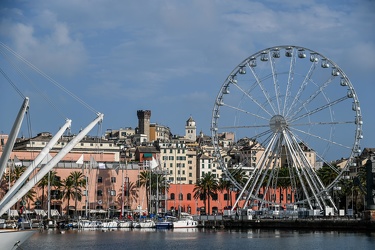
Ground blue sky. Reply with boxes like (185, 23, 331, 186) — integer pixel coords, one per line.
(0, 0, 374, 159)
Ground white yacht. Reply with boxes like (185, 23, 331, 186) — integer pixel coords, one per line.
(173, 213, 198, 228)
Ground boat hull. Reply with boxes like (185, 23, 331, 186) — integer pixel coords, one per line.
(0, 229, 36, 249)
(155, 221, 173, 229)
(173, 219, 198, 228)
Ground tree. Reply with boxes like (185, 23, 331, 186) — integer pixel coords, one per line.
(117, 181, 139, 211)
(137, 170, 168, 213)
(70, 171, 86, 217)
(0, 166, 36, 210)
(62, 171, 85, 217)
(217, 178, 231, 207)
(316, 165, 339, 186)
(37, 170, 61, 209)
(193, 172, 218, 215)
(275, 166, 291, 205)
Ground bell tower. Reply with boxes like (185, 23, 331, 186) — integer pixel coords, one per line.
(137, 110, 151, 141)
(185, 116, 196, 141)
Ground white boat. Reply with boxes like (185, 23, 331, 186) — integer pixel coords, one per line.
(133, 219, 155, 228)
(173, 213, 198, 228)
(101, 220, 118, 228)
(77, 219, 102, 229)
(0, 229, 37, 250)
(118, 220, 133, 228)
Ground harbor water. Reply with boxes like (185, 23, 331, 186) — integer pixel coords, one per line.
(22, 228, 375, 250)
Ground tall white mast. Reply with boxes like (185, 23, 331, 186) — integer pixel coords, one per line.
(0, 113, 104, 216)
(0, 97, 29, 181)
(0, 119, 71, 210)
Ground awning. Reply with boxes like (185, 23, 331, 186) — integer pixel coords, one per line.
(50, 209, 60, 217)
(10, 210, 19, 217)
(34, 209, 47, 216)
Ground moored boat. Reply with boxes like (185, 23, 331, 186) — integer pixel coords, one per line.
(173, 213, 198, 228)
(155, 220, 173, 229)
(0, 229, 37, 250)
(118, 220, 133, 228)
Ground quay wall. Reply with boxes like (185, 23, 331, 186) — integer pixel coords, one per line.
(200, 219, 375, 231)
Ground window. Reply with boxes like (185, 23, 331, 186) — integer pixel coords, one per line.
(224, 193, 229, 201)
(111, 177, 116, 183)
(97, 190, 103, 197)
(199, 194, 205, 201)
(212, 193, 218, 201)
(98, 177, 103, 183)
(170, 193, 175, 200)
(187, 193, 192, 200)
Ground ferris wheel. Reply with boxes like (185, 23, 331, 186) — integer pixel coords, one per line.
(211, 45, 363, 211)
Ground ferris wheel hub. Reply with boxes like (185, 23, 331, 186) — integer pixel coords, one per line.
(269, 114, 287, 133)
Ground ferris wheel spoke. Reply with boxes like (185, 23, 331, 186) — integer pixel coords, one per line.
(230, 81, 274, 117)
(269, 55, 282, 114)
(290, 120, 354, 127)
(285, 61, 317, 117)
(287, 129, 343, 175)
(283, 48, 297, 116)
(289, 126, 352, 150)
(285, 129, 329, 209)
(218, 124, 269, 130)
(283, 131, 314, 208)
(248, 65, 278, 115)
(288, 75, 336, 120)
(221, 102, 270, 121)
(288, 96, 348, 124)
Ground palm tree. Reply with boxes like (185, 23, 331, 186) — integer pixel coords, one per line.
(117, 181, 139, 211)
(217, 178, 231, 207)
(137, 170, 168, 213)
(61, 171, 85, 218)
(62, 176, 74, 217)
(137, 170, 152, 212)
(69, 171, 86, 217)
(276, 166, 290, 205)
(193, 172, 218, 215)
(37, 170, 60, 209)
(316, 165, 339, 186)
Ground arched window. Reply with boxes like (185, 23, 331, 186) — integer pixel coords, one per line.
(170, 193, 175, 200)
(187, 193, 192, 200)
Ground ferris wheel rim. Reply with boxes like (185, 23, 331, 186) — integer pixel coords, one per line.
(211, 45, 363, 210)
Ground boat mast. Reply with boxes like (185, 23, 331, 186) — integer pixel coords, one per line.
(0, 113, 104, 216)
(0, 97, 29, 181)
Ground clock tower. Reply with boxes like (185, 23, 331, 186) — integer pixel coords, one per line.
(185, 116, 196, 141)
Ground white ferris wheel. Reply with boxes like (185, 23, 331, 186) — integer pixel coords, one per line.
(211, 45, 363, 212)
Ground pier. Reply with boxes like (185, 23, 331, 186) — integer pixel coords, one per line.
(199, 218, 375, 231)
